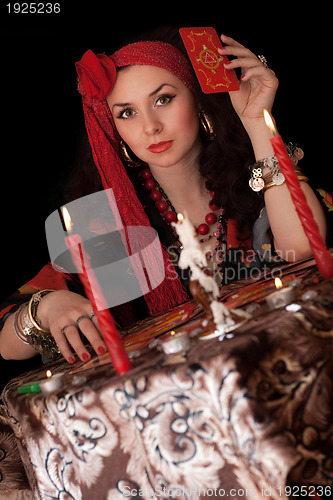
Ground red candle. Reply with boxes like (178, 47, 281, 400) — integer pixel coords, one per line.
(263, 110, 333, 279)
(61, 207, 131, 374)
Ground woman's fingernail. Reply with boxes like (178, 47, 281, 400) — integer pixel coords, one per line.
(98, 346, 106, 355)
(68, 356, 75, 364)
(82, 352, 90, 361)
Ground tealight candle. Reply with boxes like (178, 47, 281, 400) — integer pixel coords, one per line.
(39, 371, 66, 395)
(265, 278, 296, 310)
(160, 330, 191, 354)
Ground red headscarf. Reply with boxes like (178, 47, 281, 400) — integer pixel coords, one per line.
(75, 42, 195, 314)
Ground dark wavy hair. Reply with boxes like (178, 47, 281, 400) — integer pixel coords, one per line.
(64, 25, 261, 235)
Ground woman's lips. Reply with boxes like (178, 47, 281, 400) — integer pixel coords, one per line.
(148, 140, 173, 154)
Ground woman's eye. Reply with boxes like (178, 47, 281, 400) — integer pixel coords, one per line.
(155, 94, 176, 107)
(117, 94, 175, 118)
(118, 108, 136, 119)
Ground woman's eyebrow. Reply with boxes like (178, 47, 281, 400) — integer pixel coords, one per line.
(112, 101, 131, 111)
(149, 83, 177, 97)
(112, 83, 177, 111)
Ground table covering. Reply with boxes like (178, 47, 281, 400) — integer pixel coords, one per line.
(1, 272, 333, 499)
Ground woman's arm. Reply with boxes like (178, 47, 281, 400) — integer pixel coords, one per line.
(241, 118, 326, 261)
(219, 35, 327, 261)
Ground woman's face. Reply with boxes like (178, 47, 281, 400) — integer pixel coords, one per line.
(107, 65, 200, 170)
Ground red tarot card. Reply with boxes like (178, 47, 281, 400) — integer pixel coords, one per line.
(179, 27, 239, 94)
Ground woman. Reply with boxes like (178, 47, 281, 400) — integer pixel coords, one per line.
(0, 29, 326, 366)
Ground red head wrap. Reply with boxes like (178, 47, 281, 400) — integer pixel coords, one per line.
(75, 42, 192, 314)
(76, 41, 195, 99)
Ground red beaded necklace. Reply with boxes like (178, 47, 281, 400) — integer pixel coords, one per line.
(140, 166, 227, 281)
(141, 167, 219, 235)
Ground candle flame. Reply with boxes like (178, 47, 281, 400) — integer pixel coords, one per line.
(46, 370, 52, 378)
(263, 109, 277, 135)
(62, 206, 73, 232)
(275, 277, 283, 289)
(177, 213, 184, 222)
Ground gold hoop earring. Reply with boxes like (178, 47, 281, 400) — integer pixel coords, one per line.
(199, 111, 216, 141)
(119, 140, 142, 168)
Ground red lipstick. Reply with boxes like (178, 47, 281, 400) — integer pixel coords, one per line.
(148, 140, 173, 154)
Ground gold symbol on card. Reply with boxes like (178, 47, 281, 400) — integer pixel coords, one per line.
(197, 45, 222, 74)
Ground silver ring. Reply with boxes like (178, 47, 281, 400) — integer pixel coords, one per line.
(258, 55, 268, 68)
(61, 323, 77, 335)
(76, 310, 95, 328)
(76, 315, 91, 327)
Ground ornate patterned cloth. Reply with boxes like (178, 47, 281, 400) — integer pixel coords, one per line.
(1, 273, 332, 499)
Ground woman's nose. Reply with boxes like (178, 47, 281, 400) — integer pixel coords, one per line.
(142, 111, 163, 136)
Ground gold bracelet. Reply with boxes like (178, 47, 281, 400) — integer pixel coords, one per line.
(13, 303, 31, 345)
(28, 289, 55, 334)
(14, 300, 61, 359)
(264, 174, 309, 192)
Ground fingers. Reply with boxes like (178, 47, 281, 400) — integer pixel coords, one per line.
(77, 316, 107, 356)
(219, 45, 253, 60)
(220, 33, 244, 49)
(223, 55, 263, 72)
(239, 66, 278, 88)
(52, 324, 80, 363)
(218, 34, 278, 87)
(218, 44, 261, 72)
(50, 310, 107, 364)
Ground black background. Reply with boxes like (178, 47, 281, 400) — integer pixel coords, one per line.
(0, 1, 331, 385)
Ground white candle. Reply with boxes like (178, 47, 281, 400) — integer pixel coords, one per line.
(160, 330, 191, 354)
(39, 371, 66, 395)
(265, 278, 296, 310)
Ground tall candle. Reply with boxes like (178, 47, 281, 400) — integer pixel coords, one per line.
(263, 110, 333, 279)
(61, 207, 131, 374)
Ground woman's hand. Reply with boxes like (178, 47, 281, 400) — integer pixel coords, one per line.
(38, 290, 106, 363)
(218, 34, 279, 123)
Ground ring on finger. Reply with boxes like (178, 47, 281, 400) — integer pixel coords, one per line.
(61, 323, 77, 335)
(76, 315, 91, 327)
(257, 55, 268, 68)
(76, 310, 95, 328)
